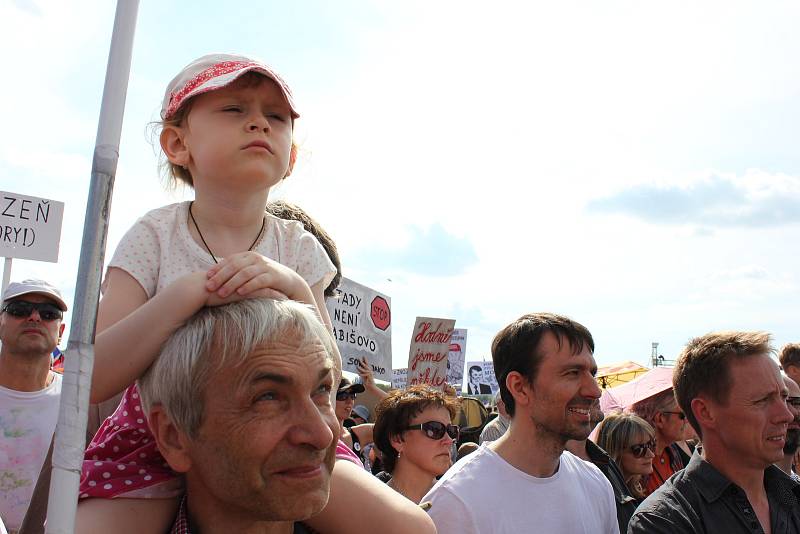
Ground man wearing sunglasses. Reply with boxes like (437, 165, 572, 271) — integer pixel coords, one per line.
(0, 279, 67, 533)
(630, 331, 800, 534)
(423, 313, 618, 534)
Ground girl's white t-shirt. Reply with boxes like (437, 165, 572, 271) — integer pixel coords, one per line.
(108, 201, 336, 297)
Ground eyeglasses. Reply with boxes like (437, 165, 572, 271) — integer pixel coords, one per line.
(787, 397, 800, 408)
(336, 391, 357, 402)
(662, 411, 686, 420)
(405, 421, 460, 440)
(629, 440, 656, 458)
(2, 300, 63, 322)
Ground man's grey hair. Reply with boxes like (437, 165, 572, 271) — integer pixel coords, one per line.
(629, 388, 678, 428)
(138, 298, 339, 438)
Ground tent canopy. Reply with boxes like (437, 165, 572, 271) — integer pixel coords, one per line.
(595, 360, 649, 389)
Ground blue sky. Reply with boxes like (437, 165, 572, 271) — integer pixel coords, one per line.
(3, 1, 799, 372)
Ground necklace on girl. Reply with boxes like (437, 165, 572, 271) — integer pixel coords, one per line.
(189, 201, 266, 264)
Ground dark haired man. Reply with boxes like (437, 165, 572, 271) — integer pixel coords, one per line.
(780, 343, 800, 388)
(466, 365, 492, 395)
(424, 313, 617, 533)
(630, 331, 800, 533)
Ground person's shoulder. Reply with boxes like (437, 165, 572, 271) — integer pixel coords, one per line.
(124, 202, 185, 236)
(137, 202, 185, 223)
(633, 468, 696, 519)
(433, 444, 496, 488)
(562, 450, 608, 481)
(265, 211, 308, 238)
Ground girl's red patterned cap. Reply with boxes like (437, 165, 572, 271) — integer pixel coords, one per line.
(161, 53, 299, 120)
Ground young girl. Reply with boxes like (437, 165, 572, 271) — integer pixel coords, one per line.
(76, 53, 337, 530)
(77, 54, 435, 534)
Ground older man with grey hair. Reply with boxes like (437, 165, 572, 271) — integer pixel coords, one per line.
(139, 298, 340, 534)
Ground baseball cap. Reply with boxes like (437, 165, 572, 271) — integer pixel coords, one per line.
(161, 53, 300, 120)
(338, 377, 365, 395)
(2, 279, 68, 311)
(351, 405, 370, 421)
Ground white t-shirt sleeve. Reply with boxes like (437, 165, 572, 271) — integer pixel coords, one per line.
(424, 486, 479, 534)
(107, 216, 162, 298)
(284, 221, 336, 290)
(604, 478, 621, 534)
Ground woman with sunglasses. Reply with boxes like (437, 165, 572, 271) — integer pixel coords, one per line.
(596, 412, 657, 502)
(336, 377, 377, 470)
(373, 385, 461, 503)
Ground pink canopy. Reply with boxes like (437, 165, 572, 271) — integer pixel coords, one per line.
(600, 366, 674, 413)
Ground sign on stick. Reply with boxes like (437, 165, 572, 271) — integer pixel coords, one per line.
(407, 317, 456, 390)
(326, 277, 392, 383)
(0, 191, 64, 263)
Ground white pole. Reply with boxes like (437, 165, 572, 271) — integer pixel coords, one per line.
(1, 257, 11, 294)
(45, 2, 139, 533)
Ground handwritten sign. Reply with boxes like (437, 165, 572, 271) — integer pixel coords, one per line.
(447, 328, 467, 389)
(0, 191, 64, 263)
(464, 360, 499, 396)
(407, 317, 456, 390)
(392, 367, 408, 390)
(326, 277, 392, 382)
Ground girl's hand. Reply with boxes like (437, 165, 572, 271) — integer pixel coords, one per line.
(204, 251, 312, 304)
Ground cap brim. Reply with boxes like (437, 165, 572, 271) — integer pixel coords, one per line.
(3, 289, 68, 311)
(338, 383, 366, 395)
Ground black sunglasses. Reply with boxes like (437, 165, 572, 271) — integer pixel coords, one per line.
(336, 391, 357, 401)
(405, 421, 460, 440)
(629, 440, 656, 458)
(2, 300, 63, 322)
(662, 411, 686, 420)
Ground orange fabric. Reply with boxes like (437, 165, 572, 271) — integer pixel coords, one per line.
(645, 447, 678, 495)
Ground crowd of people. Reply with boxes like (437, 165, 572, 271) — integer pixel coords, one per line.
(1, 52, 799, 534)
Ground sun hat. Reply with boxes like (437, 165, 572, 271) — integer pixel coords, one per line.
(2, 279, 68, 311)
(161, 53, 299, 120)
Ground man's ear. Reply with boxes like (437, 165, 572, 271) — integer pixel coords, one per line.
(148, 404, 193, 473)
(58, 323, 65, 341)
(691, 397, 714, 432)
(283, 143, 298, 179)
(160, 126, 191, 169)
(506, 371, 532, 410)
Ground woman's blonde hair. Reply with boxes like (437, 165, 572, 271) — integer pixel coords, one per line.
(596, 412, 655, 499)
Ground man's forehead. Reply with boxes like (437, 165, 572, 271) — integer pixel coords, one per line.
(538, 331, 596, 367)
(235, 339, 332, 376)
(729, 354, 784, 396)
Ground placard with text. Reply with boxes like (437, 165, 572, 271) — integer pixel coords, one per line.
(325, 277, 392, 383)
(407, 317, 456, 390)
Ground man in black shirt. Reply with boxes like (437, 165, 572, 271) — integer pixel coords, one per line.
(629, 331, 800, 534)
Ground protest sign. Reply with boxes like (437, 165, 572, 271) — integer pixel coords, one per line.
(326, 277, 392, 382)
(392, 367, 408, 390)
(407, 317, 456, 390)
(447, 328, 467, 389)
(465, 360, 499, 395)
(0, 191, 64, 262)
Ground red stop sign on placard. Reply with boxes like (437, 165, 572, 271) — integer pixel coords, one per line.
(371, 296, 391, 331)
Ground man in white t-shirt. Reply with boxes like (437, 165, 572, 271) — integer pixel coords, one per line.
(423, 313, 619, 534)
(0, 280, 67, 534)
